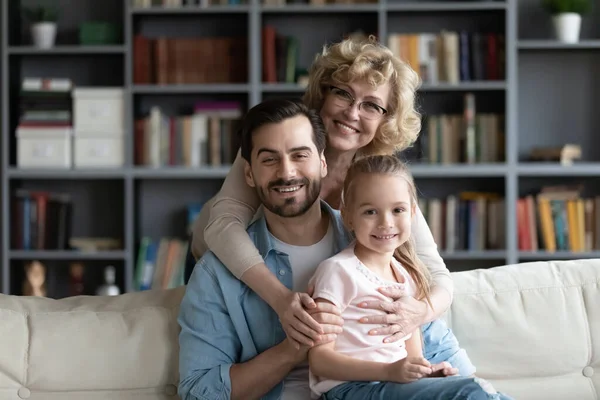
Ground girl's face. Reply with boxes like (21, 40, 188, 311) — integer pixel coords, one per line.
(319, 79, 390, 154)
(345, 173, 414, 256)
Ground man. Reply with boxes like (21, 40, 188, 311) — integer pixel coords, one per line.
(178, 98, 351, 400)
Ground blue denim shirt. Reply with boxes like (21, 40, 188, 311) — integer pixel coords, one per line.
(178, 201, 353, 400)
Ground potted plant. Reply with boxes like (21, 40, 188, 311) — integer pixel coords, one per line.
(22, 4, 59, 49)
(542, 0, 592, 43)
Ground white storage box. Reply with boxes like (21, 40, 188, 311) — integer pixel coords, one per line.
(73, 87, 125, 134)
(74, 135, 124, 168)
(17, 127, 72, 168)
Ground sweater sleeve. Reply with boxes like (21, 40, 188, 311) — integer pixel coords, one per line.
(411, 205, 454, 301)
(190, 150, 264, 279)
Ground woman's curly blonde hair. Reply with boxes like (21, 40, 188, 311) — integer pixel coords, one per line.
(303, 33, 422, 156)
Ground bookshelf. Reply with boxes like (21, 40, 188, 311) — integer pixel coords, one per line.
(1, 0, 599, 296)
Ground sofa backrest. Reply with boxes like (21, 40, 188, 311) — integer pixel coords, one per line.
(0, 286, 185, 400)
(0, 259, 598, 400)
(445, 258, 600, 400)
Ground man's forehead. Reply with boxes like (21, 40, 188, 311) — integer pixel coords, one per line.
(252, 118, 315, 151)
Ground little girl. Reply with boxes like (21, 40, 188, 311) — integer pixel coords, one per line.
(307, 155, 513, 400)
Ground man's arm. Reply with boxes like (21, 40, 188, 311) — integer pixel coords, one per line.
(178, 256, 305, 400)
(230, 340, 306, 400)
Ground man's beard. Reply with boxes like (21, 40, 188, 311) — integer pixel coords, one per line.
(257, 177, 321, 218)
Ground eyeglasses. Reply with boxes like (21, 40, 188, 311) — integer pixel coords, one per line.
(328, 86, 388, 120)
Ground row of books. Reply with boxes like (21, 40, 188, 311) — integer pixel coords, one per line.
(134, 101, 243, 167)
(388, 31, 505, 84)
(416, 93, 505, 164)
(420, 192, 506, 252)
(11, 190, 73, 251)
(135, 237, 189, 291)
(262, 26, 304, 85)
(518, 186, 600, 252)
(133, 35, 248, 85)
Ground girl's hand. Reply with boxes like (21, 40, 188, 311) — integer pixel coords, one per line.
(428, 361, 459, 377)
(386, 357, 433, 383)
(275, 291, 324, 349)
(358, 287, 427, 343)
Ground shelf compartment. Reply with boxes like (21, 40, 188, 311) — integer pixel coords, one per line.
(133, 166, 231, 179)
(420, 82, 507, 91)
(261, 4, 379, 13)
(410, 164, 507, 178)
(7, 168, 127, 180)
(9, 250, 127, 260)
(132, 84, 250, 94)
(131, 5, 251, 14)
(386, 2, 507, 12)
(518, 163, 600, 177)
(441, 250, 507, 260)
(518, 40, 600, 51)
(518, 251, 600, 261)
(7, 46, 126, 55)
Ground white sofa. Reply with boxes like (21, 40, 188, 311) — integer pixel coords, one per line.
(0, 259, 598, 400)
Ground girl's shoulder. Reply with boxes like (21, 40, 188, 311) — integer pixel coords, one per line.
(313, 244, 359, 278)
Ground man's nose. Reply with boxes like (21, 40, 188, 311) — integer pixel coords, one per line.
(277, 158, 296, 179)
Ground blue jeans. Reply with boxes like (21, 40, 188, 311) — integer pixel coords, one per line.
(323, 376, 514, 400)
(422, 319, 476, 376)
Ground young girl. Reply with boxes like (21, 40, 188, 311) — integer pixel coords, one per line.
(308, 155, 513, 400)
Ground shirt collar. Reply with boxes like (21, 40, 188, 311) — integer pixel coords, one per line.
(250, 200, 351, 259)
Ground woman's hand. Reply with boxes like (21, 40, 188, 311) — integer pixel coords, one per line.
(275, 291, 324, 349)
(358, 286, 428, 343)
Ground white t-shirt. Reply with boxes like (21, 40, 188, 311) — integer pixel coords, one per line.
(308, 241, 415, 398)
(270, 222, 336, 400)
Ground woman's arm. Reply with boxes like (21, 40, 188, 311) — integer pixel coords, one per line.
(411, 205, 453, 321)
(191, 150, 324, 347)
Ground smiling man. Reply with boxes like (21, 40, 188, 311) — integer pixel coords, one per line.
(178, 98, 353, 400)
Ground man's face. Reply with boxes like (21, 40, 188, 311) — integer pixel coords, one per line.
(244, 115, 327, 218)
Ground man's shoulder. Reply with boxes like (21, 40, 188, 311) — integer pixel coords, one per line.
(190, 250, 243, 292)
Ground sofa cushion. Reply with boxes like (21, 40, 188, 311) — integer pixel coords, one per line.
(445, 258, 600, 400)
(0, 286, 185, 400)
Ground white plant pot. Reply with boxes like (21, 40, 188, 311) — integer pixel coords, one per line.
(552, 13, 582, 43)
(31, 22, 57, 49)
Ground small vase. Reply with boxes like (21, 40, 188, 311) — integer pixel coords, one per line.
(31, 22, 57, 49)
(552, 13, 582, 44)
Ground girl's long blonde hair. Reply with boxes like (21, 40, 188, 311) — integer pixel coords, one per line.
(341, 155, 432, 308)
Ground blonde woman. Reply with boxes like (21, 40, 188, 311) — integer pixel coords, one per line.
(187, 35, 463, 373)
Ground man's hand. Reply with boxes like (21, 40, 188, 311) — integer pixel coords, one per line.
(386, 356, 433, 383)
(357, 286, 428, 343)
(275, 291, 324, 349)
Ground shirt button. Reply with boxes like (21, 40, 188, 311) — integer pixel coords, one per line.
(583, 366, 594, 377)
(279, 269, 285, 276)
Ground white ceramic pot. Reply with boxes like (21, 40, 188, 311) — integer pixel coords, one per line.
(552, 13, 582, 43)
(31, 22, 57, 49)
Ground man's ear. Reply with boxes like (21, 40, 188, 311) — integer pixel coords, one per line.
(320, 151, 328, 179)
(244, 161, 256, 188)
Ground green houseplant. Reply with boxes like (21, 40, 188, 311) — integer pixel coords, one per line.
(541, 0, 592, 43)
(22, 4, 59, 48)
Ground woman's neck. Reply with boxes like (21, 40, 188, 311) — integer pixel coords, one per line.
(324, 147, 355, 175)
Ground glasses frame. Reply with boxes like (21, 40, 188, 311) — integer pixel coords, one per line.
(328, 85, 388, 119)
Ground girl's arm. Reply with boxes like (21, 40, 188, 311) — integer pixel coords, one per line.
(190, 150, 322, 347)
(308, 300, 431, 383)
(412, 205, 453, 321)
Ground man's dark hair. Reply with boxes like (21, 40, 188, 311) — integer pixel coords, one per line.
(239, 98, 327, 163)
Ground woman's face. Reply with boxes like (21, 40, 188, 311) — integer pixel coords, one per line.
(320, 79, 391, 154)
